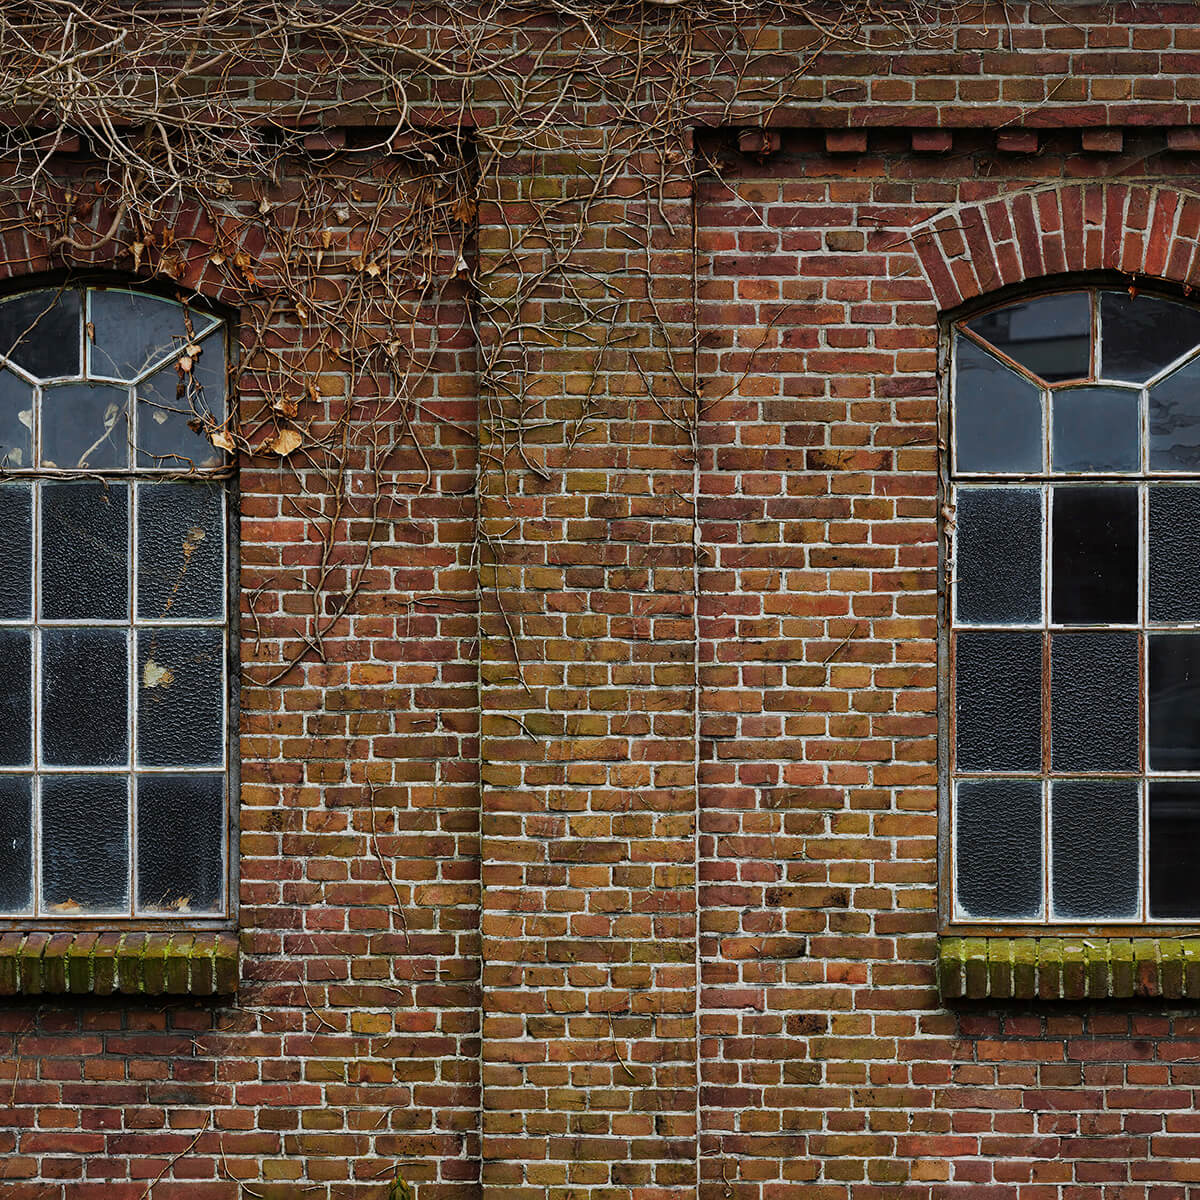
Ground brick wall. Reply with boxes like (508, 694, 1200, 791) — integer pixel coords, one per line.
(10, 4, 1200, 1199)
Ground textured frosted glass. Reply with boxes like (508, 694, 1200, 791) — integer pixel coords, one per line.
(0, 776, 31, 912)
(137, 774, 224, 913)
(40, 774, 128, 912)
(0, 289, 80, 379)
(40, 480, 128, 620)
(0, 483, 31, 619)
(1051, 486, 1137, 624)
(1150, 355, 1200, 471)
(954, 487, 1042, 625)
(1050, 632, 1139, 772)
(967, 292, 1090, 383)
(41, 628, 128, 767)
(136, 626, 224, 767)
(955, 779, 1043, 919)
(1151, 782, 1200, 918)
(1050, 779, 1139, 920)
(954, 336, 1045, 473)
(1051, 386, 1139, 472)
(0, 629, 32, 767)
(0, 370, 32, 470)
(89, 290, 218, 381)
(136, 482, 224, 621)
(41, 382, 127, 470)
(1149, 486, 1200, 621)
(1149, 634, 1200, 771)
(954, 631, 1043, 772)
(1101, 290, 1200, 383)
(135, 333, 226, 468)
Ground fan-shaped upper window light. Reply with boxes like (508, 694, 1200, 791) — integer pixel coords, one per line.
(948, 288, 1200, 928)
(0, 286, 231, 923)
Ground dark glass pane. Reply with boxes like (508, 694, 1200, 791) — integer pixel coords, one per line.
(1151, 782, 1200, 918)
(1050, 779, 1139, 920)
(954, 631, 1043, 772)
(1149, 634, 1200, 771)
(89, 290, 217, 382)
(955, 487, 1042, 625)
(1050, 632, 1139, 772)
(0, 369, 32, 469)
(1051, 386, 1139, 472)
(1150, 355, 1200, 470)
(135, 331, 226, 468)
(0, 289, 80, 379)
(40, 481, 128, 620)
(41, 382, 128, 470)
(0, 776, 32, 913)
(955, 779, 1043, 919)
(136, 627, 224, 767)
(41, 628, 128, 767)
(0, 484, 32, 619)
(954, 336, 1045, 473)
(966, 292, 1091, 383)
(1150, 486, 1200, 621)
(137, 774, 224, 913)
(0, 630, 32, 768)
(136, 482, 225, 621)
(40, 774, 128, 913)
(1050, 486, 1138, 624)
(1101, 290, 1200, 383)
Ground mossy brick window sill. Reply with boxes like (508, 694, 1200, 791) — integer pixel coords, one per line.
(0, 932, 238, 996)
(939, 936, 1200, 1001)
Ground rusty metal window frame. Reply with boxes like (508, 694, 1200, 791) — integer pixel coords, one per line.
(0, 282, 235, 928)
(943, 284, 1200, 932)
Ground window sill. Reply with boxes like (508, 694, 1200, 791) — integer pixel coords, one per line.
(0, 931, 238, 997)
(939, 935, 1200, 1001)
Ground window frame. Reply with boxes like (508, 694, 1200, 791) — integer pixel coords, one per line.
(938, 278, 1200, 936)
(0, 277, 239, 932)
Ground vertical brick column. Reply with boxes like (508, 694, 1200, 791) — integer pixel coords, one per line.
(476, 131, 700, 1199)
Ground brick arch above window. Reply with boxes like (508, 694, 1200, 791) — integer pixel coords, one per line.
(911, 184, 1200, 313)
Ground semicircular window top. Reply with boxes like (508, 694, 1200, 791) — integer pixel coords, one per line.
(0, 285, 231, 924)
(0, 285, 226, 472)
(949, 287, 1200, 929)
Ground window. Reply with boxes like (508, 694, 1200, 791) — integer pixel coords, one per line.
(0, 285, 231, 921)
(949, 287, 1200, 926)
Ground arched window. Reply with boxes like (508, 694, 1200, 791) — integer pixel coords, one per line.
(0, 285, 231, 921)
(950, 287, 1200, 925)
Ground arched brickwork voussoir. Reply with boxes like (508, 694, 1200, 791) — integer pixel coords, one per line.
(910, 182, 1200, 313)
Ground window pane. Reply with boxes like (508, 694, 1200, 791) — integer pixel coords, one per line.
(40, 382, 128, 470)
(134, 334, 226, 468)
(136, 482, 225, 621)
(137, 774, 224, 913)
(1050, 485, 1138, 624)
(966, 292, 1091, 383)
(40, 774, 128, 913)
(1149, 634, 1200, 771)
(1050, 779, 1139, 920)
(954, 487, 1042, 625)
(0, 629, 32, 767)
(40, 480, 129, 621)
(0, 483, 32, 619)
(954, 631, 1043, 772)
(0, 289, 80, 379)
(954, 336, 1045, 473)
(136, 627, 224, 767)
(1051, 386, 1139, 472)
(0, 369, 32, 469)
(1101, 290, 1200, 383)
(1149, 486, 1200, 621)
(1150, 781, 1200, 918)
(954, 779, 1043, 919)
(0, 776, 32, 913)
(89, 290, 217, 382)
(1050, 632, 1139, 772)
(41, 628, 128, 767)
(1150, 355, 1200, 471)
